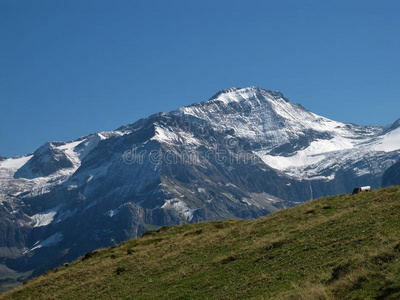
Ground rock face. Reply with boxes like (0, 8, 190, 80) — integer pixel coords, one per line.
(382, 160, 400, 187)
(0, 86, 399, 285)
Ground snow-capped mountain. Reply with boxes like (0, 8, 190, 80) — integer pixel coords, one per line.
(176, 87, 399, 181)
(1, 86, 399, 285)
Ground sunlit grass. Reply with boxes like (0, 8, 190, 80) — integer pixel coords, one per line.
(3, 186, 400, 299)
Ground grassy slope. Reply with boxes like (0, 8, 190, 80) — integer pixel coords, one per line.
(3, 187, 400, 300)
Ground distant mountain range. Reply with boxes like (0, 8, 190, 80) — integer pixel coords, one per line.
(1, 86, 399, 288)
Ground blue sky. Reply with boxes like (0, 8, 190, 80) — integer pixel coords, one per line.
(1, 0, 399, 157)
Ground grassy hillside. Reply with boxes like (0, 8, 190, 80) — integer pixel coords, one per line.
(2, 187, 400, 299)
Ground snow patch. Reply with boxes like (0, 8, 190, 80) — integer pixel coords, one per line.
(0, 155, 32, 170)
(28, 232, 63, 252)
(257, 137, 354, 171)
(31, 205, 63, 227)
(152, 126, 179, 143)
(161, 199, 196, 221)
(105, 208, 119, 217)
(58, 140, 83, 166)
(241, 197, 261, 208)
(178, 131, 201, 146)
(372, 127, 400, 152)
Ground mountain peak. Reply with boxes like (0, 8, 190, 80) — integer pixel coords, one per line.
(35, 141, 55, 155)
(392, 118, 400, 128)
(14, 141, 74, 179)
(383, 118, 400, 134)
(209, 86, 289, 104)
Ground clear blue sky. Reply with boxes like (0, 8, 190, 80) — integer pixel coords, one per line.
(1, 0, 399, 157)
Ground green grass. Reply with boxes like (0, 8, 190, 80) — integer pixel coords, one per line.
(2, 187, 400, 299)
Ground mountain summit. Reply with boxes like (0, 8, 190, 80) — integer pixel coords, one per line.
(0, 87, 399, 289)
